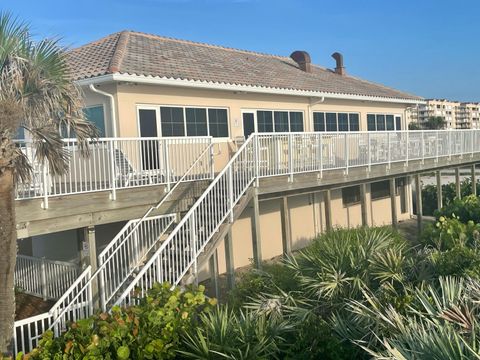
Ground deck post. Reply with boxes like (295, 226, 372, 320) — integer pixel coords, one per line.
(209, 249, 219, 299)
(415, 174, 423, 234)
(251, 188, 262, 269)
(280, 196, 292, 256)
(389, 178, 398, 229)
(224, 228, 235, 290)
(455, 167, 461, 199)
(436, 171, 443, 210)
(360, 183, 368, 226)
(324, 189, 333, 231)
(472, 164, 477, 196)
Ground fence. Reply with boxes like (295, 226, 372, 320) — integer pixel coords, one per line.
(15, 255, 80, 300)
(15, 136, 213, 208)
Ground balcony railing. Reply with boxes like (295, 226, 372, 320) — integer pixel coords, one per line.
(15, 137, 213, 208)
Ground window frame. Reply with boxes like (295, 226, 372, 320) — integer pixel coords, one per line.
(136, 104, 230, 141)
(342, 185, 362, 206)
(370, 180, 391, 200)
(366, 112, 403, 131)
(241, 108, 305, 135)
(312, 111, 361, 132)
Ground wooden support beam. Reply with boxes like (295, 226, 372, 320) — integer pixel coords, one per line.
(436, 171, 443, 210)
(224, 229, 235, 290)
(324, 189, 333, 231)
(472, 164, 477, 196)
(280, 196, 292, 256)
(389, 178, 398, 229)
(415, 174, 423, 234)
(455, 168, 461, 199)
(209, 249, 219, 299)
(360, 183, 368, 226)
(251, 189, 262, 269)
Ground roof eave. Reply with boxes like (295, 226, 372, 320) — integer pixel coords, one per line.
(76, 73, 426, 105)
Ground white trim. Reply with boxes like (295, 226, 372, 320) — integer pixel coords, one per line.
(76, 73, 426, 105)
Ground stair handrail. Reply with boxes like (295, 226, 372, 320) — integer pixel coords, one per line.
(115, 134, 257, 305)
(47, 138, 214, 329)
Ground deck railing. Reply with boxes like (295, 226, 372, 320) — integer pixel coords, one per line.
(15, 255, 80, 300)
(15, 136, 213, 208)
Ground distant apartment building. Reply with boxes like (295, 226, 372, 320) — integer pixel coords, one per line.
(408, 99, 480, 129)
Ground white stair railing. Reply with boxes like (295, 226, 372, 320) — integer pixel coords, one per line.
(15, 255, 80, 300)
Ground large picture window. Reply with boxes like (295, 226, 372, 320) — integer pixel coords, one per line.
(146, 106, 229, 138)
(313, 112, 360, 132)
(367, 113, 402, 131)
(84, 105, 106, 137)
(256, 110, 304, 132)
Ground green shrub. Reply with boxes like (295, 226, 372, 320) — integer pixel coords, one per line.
(431, 245, 480, 278)
(179, 306, 288, 359)
(26, 283, 215, 359)
(436, 194, 480, 224)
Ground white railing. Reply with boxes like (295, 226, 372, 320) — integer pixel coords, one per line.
(115, 129, 480, 306)
(15, 136, 213, 207)
(15, 255, 80, 300)
(13, 266, 92, 355)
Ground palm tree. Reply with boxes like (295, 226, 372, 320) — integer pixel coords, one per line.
(0, 13, 95, 354)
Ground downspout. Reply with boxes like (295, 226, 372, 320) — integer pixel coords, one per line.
(308, 96, 325, 131)
(89, 84, 117, 137)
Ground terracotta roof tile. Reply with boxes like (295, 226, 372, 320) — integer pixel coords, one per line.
(67, 30, 422, 101)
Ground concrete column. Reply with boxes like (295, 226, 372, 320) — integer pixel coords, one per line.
(436, 171, 443, 210)
(209, 249, 219, 299)
(389, 178, 398, 229)
(251, 189, 262, 269)
(472, 164, 477, 196)
(78, 226, 97, 271)
(415, 174, 423, 234)
(360, 183, 368, 227)
(324, 189, 333, 231)
(455, 168, 461, 199)
(224, 229, 235, 290)
(280, 196, 292, 256)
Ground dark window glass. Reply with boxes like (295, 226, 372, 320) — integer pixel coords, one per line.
(208, 108, 229, 137)
(376, 115, 386, 131)
(186, 108, 208, 136)
(386, 115, 395, 130)
(395, 116, 402, 130)
(289, 112, 304, 132)
(160, 107, 185, 136)
(395, 177, 407, 195)
(138, 109, 159, 170)
(16, 126, 25, 139)
(371, 180, 390, 199)
(274, 111, 289, 132)
(139, 109, 158, 137)
(342, 186, 361, 206)
(243, 113, 255, 138)
(84, 106, 106, 137)
(257, 111, 273, 132)
(338, 113, 349, 131)
(313, 112, 325, 131)
(367, 114, 376, 131)
(326, 113, 337, 131)
(349, 113, 360, 131)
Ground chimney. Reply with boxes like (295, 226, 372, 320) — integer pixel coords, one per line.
(290, 51, 312, 73)
(331, 52, 345, 75)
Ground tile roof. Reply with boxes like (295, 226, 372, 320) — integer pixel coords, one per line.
(67, 30, 422, 101)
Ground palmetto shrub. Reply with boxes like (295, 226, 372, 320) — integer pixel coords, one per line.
(337, 277, 480, 359)
(287, 227, 410, 312)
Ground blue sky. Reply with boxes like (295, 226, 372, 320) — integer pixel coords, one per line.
(6, 0, 480, 101)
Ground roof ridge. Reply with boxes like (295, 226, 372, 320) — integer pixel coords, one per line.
(69, 31, 122, 53)
(108, 30, 130, 73)
(126, 30, 291, 60)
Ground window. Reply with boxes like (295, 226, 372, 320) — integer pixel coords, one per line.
(160, 107, 185, 136)
(156, 106, 229, 138)
(208, 109, 229, 137)
(186, 108, 207, 136)
(313, 112, 325, 131)
(342, 185, 361, 206)
(314, 112, 361, 132)
(256, 110, 304, 133)
(371, 180, 390, 200)
(367, 113, 402, 131)
(84, 105, 106, 137)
